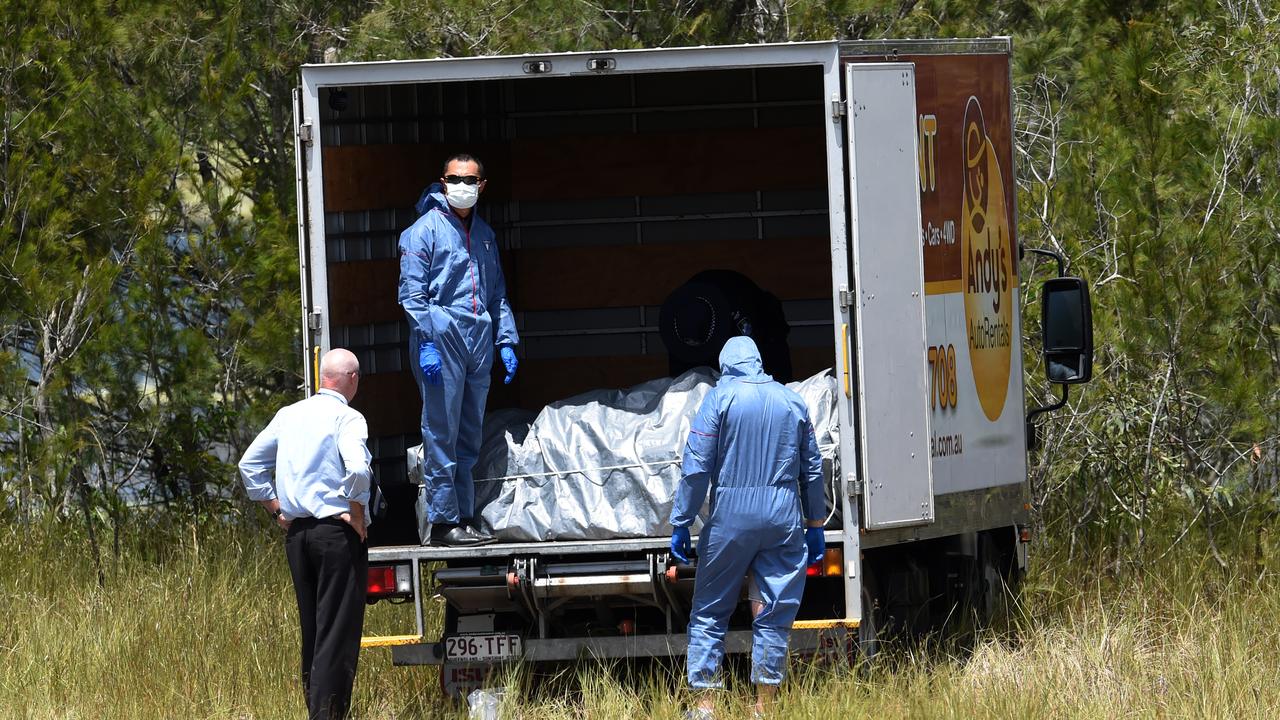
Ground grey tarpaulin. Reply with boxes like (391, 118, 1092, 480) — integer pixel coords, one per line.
(408, 368, 840, 542)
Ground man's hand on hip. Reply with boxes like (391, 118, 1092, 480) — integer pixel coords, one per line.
(260, 499, 291, 531)
(341, 502, 367, 542)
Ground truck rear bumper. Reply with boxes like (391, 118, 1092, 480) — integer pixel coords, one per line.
(392, 628, 834, 665)
(369, 535, 673, 563)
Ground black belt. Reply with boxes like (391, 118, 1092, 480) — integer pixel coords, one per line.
(289, 515, 348, 529)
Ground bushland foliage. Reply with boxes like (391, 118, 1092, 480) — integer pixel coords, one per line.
(1, 2, 1278, 570)
(3, 518, 1280, 718)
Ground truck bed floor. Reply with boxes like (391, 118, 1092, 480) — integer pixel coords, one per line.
(368, 530, 844, 563)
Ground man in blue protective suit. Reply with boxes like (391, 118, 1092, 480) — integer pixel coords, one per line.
(670, 336, 826, 719)
(399, 153, 519, 546)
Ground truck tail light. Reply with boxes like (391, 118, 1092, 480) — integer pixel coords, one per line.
(367, 563, 413, 601)
(823, 547, 843, 577)
(805, 548, 845, 578)
(1019, 526, 1032, 543)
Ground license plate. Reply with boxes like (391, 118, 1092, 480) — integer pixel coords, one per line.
(444, 634, 522, 662)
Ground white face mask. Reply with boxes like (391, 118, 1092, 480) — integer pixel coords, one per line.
(444, 182, 479, 209)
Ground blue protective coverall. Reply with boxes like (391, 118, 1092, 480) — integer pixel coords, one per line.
(399, 184, 518, 526)
(670, 336, 825, 688)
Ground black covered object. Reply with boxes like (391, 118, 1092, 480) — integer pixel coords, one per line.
(659, 269, 793, 381)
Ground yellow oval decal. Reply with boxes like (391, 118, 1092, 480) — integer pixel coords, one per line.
(961, 97, 1014, 422)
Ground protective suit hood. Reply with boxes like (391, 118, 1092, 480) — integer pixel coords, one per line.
(718, 336, 769, 381)
(415, 182, 449, 217)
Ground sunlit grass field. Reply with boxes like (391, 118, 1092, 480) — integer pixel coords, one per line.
(3, 518, 1279, 719)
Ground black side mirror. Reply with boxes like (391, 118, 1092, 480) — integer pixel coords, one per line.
(1041, 277, 1093, 384)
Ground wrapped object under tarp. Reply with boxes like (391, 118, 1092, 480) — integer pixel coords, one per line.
(408, 368, 840, 542)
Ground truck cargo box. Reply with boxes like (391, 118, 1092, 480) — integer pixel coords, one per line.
(291, 38, 1077, 695)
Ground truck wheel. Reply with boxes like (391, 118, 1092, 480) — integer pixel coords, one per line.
(985, 530, 1022, 629)
(971, 530, 1018, 631)
(974, 532, 1001, 626)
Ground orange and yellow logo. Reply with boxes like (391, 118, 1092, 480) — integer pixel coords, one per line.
(961, 97, 1014, 422)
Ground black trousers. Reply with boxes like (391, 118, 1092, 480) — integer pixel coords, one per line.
(285, 517, 367, 720)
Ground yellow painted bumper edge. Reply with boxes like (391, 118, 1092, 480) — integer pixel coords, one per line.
(361, 634, 424, 648)
(791, 619, 861, 630)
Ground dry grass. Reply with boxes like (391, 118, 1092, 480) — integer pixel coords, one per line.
(2, 520, 1278, 719)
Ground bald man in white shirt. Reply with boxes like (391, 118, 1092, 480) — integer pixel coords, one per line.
(239, 348, 371, 720)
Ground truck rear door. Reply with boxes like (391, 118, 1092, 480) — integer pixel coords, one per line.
(293, 86, 320, 395)
(843, 63, 935, 530)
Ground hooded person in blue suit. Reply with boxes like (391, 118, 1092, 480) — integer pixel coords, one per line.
(399, 154, 519, 546)
(670, 336, 826, 718)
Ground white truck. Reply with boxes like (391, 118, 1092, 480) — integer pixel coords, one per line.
(292, 37, 1094, 695)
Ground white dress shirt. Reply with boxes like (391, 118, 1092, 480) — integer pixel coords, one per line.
(238, 388, 373, 522)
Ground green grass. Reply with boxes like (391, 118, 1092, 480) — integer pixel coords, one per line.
(2, 519, 1279, 719)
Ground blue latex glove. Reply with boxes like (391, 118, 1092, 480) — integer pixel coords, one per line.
(500, 345, 518, 385)
(670, 526, 691, 564)
(805, 526, 825, 567)
(418, 341, 442, 386)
